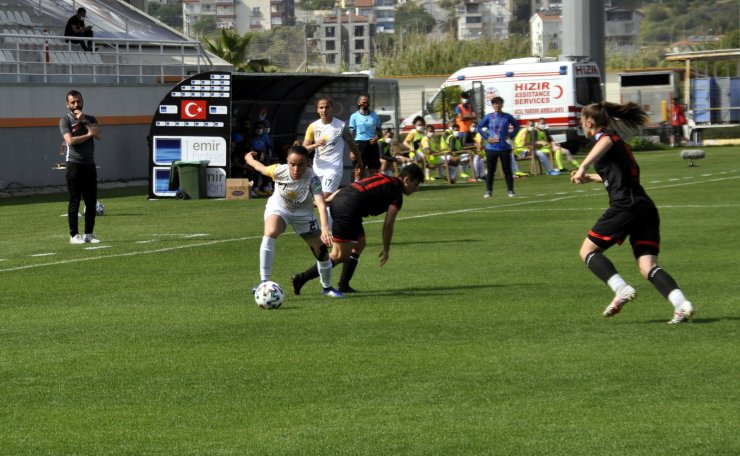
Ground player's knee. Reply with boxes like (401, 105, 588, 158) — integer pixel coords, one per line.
(579, 245, 594, 262)
(637, 262, 654, 279)
(329, 249, 346, 264)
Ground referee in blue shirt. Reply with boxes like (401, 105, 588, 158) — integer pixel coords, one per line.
(348, 94, 382, 180)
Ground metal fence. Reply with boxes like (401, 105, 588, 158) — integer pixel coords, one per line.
(0, 31, 217, 84)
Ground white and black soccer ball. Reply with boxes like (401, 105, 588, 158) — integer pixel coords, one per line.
(254, 281, 285, 309)
(83, 201, 105, 216)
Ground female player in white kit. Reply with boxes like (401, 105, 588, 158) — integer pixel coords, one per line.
(245, 145, 342, 297)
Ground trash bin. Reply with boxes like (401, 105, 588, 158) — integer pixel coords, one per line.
(168, 160, 209, 199)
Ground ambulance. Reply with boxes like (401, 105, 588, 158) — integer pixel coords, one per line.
(401, 57, 603, 150)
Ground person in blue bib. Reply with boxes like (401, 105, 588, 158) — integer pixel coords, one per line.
(477, 96, 520, 199)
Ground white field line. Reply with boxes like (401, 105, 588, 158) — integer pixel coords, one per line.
(2, 174, 738, 274)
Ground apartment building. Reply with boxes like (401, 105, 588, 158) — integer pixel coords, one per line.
(455, 0, 512, 41)
(530, 5, 642, 57)
(316, 10, 375, 70)
(182, 0, 295, 36)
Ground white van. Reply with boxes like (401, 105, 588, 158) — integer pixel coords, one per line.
(401, 57, 604, 150)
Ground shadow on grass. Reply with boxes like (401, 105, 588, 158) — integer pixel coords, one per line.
(390, 238, 481, 246)
(339, 283, 534, 299)
(642, 317, 725, 325)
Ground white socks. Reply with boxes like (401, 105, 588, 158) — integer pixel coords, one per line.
(607, 274, 627, 293)
(259, 236, 276, 282)
(668, 289, 688, 308)
(318, 259, 332, 288)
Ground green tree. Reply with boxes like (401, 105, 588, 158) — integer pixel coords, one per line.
(203, 29, 273, 73)
(148, 2, 183, 29)
(374, 34, 530, 77)
(296, 0, 335, 10)
(190, 15, 216, 37)
(394, 1, 435, 36)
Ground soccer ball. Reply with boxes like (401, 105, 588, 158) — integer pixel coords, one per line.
(84, 201, 105, 216)
(254, 281, 285, 309)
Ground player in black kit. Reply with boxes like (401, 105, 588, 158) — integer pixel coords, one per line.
(291, 164, 424, 296)
(571, 101, 694, 324)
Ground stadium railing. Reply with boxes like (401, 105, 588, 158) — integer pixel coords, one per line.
(0, 30, 217, 85)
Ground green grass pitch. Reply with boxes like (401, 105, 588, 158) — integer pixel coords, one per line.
(1, 147, 738, 455)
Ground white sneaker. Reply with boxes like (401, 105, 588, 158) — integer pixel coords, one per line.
(483, 192, 492, 198)
(603, 285, 636, 317)
(84, 234, 101, 244)
(508, 191, 516, 197)
(668, 301, 694, 324)
(70, 234, 85, 244)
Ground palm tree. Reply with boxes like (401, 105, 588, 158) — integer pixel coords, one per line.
(203, 29, 272, 73)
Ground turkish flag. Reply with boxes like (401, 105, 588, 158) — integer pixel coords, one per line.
(181, 100, 207, 120)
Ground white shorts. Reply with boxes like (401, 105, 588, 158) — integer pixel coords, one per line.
(264, 199, 319, 236)
(314, 168, 341, 194)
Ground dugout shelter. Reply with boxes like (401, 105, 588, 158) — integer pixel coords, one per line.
(148, 71, 369, 199)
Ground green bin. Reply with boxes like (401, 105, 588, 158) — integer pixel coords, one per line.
(169, 160, 209, 199)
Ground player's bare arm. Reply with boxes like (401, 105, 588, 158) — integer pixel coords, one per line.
(245, 151, 268, 174)
(344, 129, 362, 168)
(313, 195, 333, 247)
(379, 205, 400, 267)
(571, 136, 612, 184)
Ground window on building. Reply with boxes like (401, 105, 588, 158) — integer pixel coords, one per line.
(326, 26, 335, 38)
(354, 26, 364, 36)
(252, 7, 260, 16)
(355, 53, 363, 65)
(466, 16, 482, 24)
(327, 54, 336, 65)
(355, 39, 365, 50)
(326, 40, 336, 51)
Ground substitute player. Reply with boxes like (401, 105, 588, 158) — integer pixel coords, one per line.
(291, 164, 424, 295)
(246, 146, 342, 298)
(571, 101, 695, 324)
(303, 96, 361, 198)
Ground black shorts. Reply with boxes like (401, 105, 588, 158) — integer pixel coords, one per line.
(356, 140, 381, 170)
(329, 195, 364, 242)
(588, 200, 661, 258)
(672, 125, 683, 137)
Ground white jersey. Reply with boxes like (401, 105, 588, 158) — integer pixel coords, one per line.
(264, 164, 323, 215)
(305, 117, 347, 174)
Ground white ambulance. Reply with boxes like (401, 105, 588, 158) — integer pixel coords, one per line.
(401, 57, 603, 149)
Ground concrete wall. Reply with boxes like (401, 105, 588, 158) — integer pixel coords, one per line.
(1, 85, 166, 189)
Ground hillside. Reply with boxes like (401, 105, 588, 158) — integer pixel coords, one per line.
(612, 0, 739, 44)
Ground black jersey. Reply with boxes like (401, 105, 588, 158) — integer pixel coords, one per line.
(335, 174, 404, 217)
(593, 130, 650, 208)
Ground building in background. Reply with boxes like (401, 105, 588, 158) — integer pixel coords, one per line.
(529, 4, 641, 57)
(455, 0, 512, 41)
(182, 0, 295, 36)
(374, 0, 396, 33)
(530, 9, 561, 56)
(315, 6, 375, 70)
(531, 0, 561, 12)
